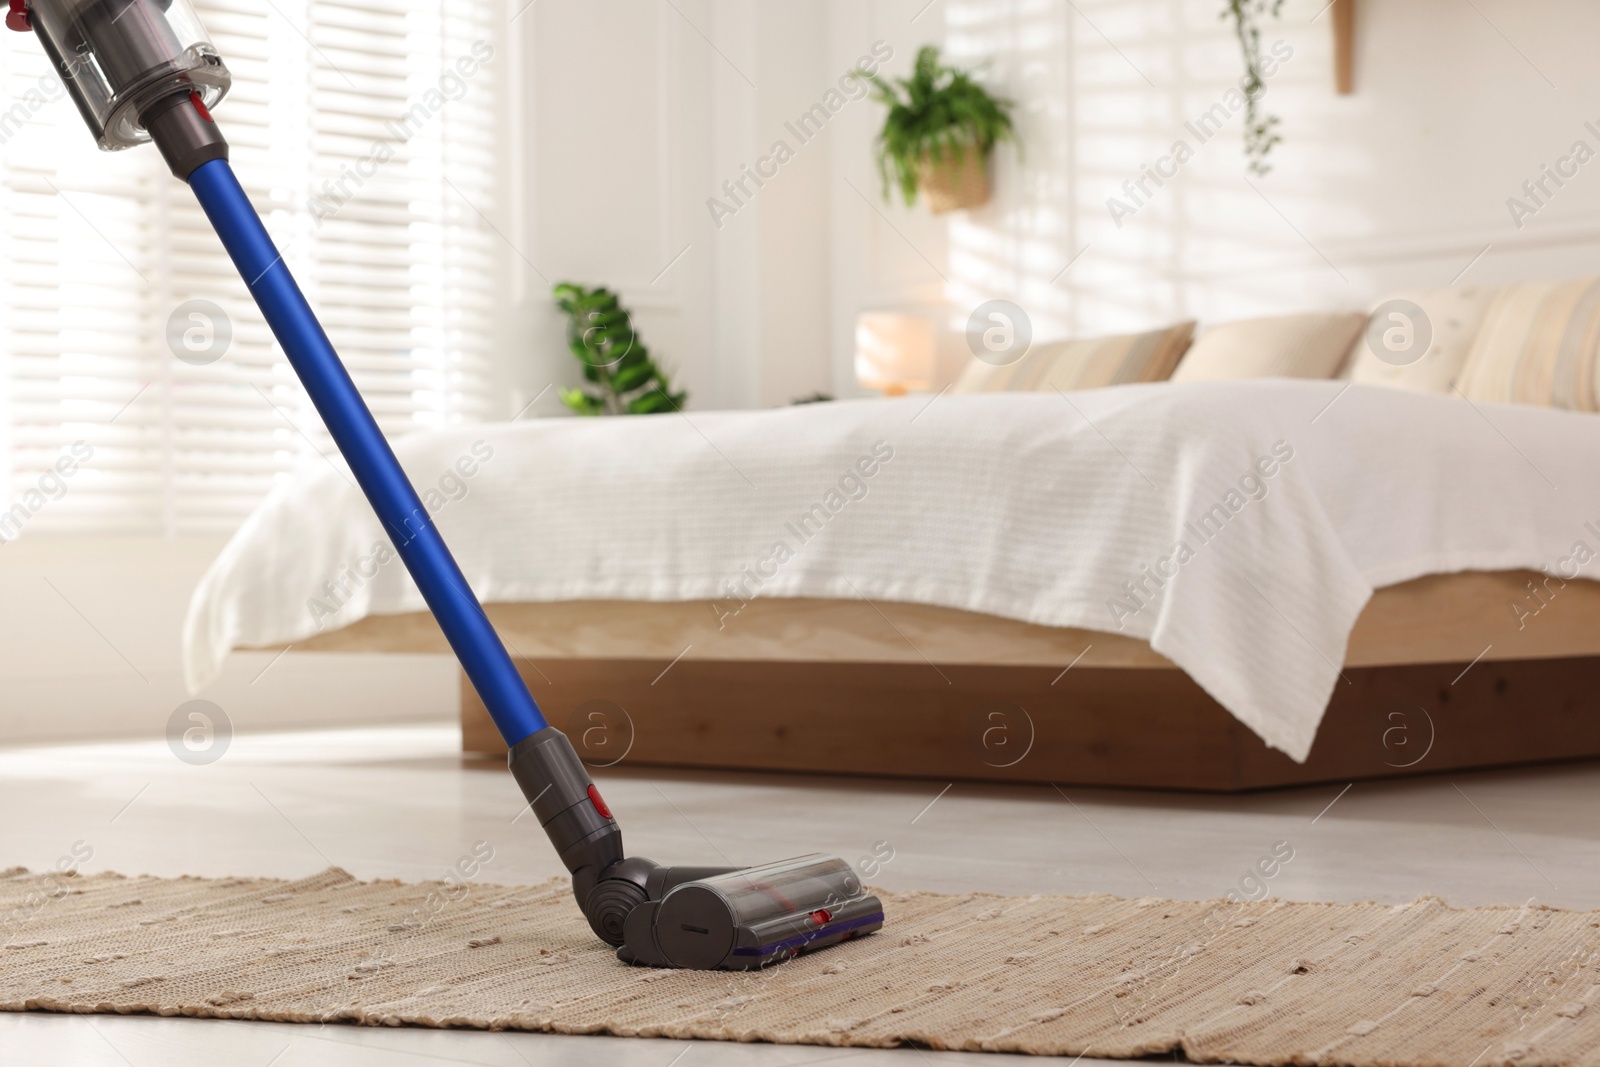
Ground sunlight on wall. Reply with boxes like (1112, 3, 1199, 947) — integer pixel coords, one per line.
(941, 0, 1386, 349)
(918, 0, 1600, 376)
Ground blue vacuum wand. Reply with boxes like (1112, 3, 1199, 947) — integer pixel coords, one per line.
(10, 0, 882, 969)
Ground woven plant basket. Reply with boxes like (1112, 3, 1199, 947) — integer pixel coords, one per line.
(916, 144, 991, 214)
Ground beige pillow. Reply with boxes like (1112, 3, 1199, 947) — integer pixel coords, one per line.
(952, 321, 1195, 393)
(1347, 286, 1500, 393)
(1171, 312, 1366, 382)
(1454, 277, 1600, 410)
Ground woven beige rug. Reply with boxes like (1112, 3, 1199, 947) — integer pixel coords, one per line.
(3, 867, 1599, 1064)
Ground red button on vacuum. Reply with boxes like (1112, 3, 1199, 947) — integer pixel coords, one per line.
(6, 0, 31, 33)
(809, 909, 832, 925)
(189, 91, 214, 123)
(587, 784, 612, 820)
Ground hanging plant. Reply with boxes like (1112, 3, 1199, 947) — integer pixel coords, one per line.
(1222, 0, 1286, 175)
(552, 283, 687, 416)
(868, 45, 1015, 214)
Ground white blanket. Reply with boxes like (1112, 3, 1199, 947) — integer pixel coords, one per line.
(183, 381, 1600, 761)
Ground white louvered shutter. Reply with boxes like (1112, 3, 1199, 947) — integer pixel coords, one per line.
(0, 0, 499, 537)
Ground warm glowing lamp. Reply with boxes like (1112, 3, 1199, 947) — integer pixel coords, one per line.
(854, 312, 935, 396)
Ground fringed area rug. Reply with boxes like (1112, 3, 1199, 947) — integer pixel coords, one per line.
(2, 866, 1599, 1064)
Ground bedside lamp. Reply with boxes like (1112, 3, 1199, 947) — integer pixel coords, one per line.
(855, 312, 935, 396)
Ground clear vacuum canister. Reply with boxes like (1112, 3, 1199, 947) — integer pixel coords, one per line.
(21, 0, 230, 149)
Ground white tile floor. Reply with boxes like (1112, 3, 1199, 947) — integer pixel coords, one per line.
(3, 724, 1598, 1065)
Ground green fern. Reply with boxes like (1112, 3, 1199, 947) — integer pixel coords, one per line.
(867, 45, 1015, 207)
(552, 283, 687, 416)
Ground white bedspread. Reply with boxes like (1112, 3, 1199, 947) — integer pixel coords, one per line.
(183, 381, 1600, 761)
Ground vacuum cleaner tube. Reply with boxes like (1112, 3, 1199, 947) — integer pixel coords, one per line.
(23, 0, 230, 150)
(620, 854, 885, 970)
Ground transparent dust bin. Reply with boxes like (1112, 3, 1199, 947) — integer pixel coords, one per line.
(27, 0, 230, 149)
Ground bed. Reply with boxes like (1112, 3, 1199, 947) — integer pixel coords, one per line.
(185, 380, 1600, 790)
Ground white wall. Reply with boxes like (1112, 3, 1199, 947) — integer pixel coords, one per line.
(0, 537, 456, 745)
(500, 0, 840, 413)
(499, 0, 1600, 402)
(826, 0, 1600, 386)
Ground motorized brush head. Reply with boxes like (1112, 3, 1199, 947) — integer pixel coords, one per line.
(11, 0, 230, 150)
(510, 727, 885, 970)
(617, 854, 885, 970)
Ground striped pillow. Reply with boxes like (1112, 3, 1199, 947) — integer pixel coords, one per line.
(1171, 312, 1367, 382)
(952, 321, 1195, 394)
(1454, 277, 1600, 411)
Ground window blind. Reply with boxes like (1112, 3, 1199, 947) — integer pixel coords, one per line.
(0, 0, 499, 537)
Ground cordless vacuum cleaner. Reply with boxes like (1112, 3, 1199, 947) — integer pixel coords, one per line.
(8, 0, 883, 970)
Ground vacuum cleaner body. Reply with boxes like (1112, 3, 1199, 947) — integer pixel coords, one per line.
(10, 0, 883, 970)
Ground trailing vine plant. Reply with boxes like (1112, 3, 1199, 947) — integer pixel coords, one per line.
(1222, 0, 1286, 175)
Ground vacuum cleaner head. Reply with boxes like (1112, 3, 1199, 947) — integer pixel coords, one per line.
(617, 854, 885, 970)
(509, 727, 885, 969)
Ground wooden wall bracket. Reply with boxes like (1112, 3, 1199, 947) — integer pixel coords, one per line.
(1332, 0, 1355, 94)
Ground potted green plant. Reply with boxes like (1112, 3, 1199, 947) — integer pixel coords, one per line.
(552, 283, 686, 415)
(868, 45, 1015, 214)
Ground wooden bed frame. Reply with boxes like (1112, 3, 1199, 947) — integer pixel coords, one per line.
(287, 569, 1600, 791)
